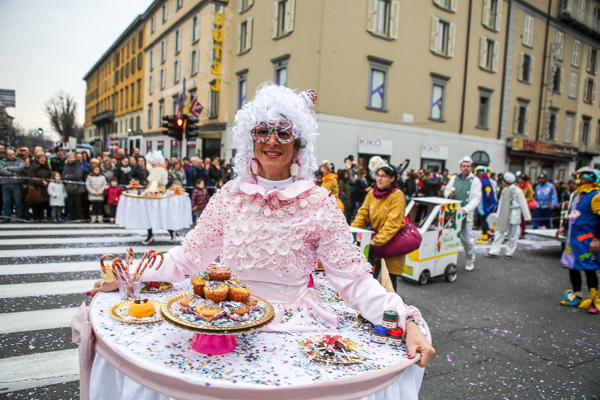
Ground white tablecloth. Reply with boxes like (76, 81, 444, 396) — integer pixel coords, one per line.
(115, 192, 192, 230)
(89, 278, 427, 399)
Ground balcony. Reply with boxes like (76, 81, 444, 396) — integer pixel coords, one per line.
(559, 0, 600, 40)
(91, 110, 114, 125)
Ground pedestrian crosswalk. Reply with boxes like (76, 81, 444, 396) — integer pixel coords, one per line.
(0, 223, 183, 396)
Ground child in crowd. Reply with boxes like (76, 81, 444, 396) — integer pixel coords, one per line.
(47, 171, 67, 223)
(104, 177, 122, 224)
(191, 179, 209, 224)
(86, 165, 107, 223)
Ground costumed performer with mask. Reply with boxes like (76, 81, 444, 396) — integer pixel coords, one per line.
(558, 167, 600, 314)
(474, 165, 498, 244)
(89, 83, 435, 397)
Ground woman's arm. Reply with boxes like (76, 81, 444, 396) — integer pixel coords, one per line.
(350, 194, 371, 228)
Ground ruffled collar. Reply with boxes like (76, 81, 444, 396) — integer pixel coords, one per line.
(372, 185, 397, 199)
(576, 183, 599, 194)
(239, 177, 315, 200)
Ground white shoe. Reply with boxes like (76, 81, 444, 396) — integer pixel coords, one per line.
(465, 262, 474, 271)
(142, 236, 155, 245)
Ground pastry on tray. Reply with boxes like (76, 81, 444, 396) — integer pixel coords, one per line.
(191, 272, 210, 297)
(204, 281, 229, 302)
(228, 283, 252, 303)
(207, 264, 232, 281)
(128, 299, 155, 318)
(194, 301, 225, 322)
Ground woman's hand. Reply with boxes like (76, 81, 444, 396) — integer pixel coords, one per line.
(590, 238, 600, 254)
(86, 279, 119, 297)
(405, 321, 435, 367)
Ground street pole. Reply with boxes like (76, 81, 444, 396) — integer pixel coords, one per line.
(180, 77, 186, 161)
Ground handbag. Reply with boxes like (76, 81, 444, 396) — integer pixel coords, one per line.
(372, 217, 422, 259)
(25, 185, 44, 204)
(527, 199, 538, 210)
(66, 183, 79, 194)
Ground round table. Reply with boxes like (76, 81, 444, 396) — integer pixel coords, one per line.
(87, 277, 429, 400)
(115, 190, 193, 231)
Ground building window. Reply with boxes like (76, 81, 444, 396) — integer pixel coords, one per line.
(367, 57, 392, 111)
(479, 36, 499, 72)
(160, 40, 167, 64)
(434, 0, 457, 12)
(552, 65, 563, 94)
(149, 75, 154, 95)
(119, 89, 123, 110)
(136, 116, 140, 131)
(555, 31, 564, 61)
(150, 15, 156, 34)
(159, 68, 166, 89)
(587, 47, 599, 75)
(137, 79, 141, 103)
(272, 54, 289, 86)
(513, 99, 530, 136)
(162, 3, 168, 23)
(471, 151, 490, 165)
(523, 15, 534, 47)
(190, 50, 199, 75)
(132, 37, 136, 54)
(564, 113, 574, 144)
(238, 17, 253, 54)
(547, 109, 559, 141)
(158, 100, 164, 125)
(192, 15, 200, 43)
(568, 71, 578, 98)
(477, 88, 493, 129)
(581, 118, 591, 145)
(175, 29, 182, 55)
(172, 95, 178, 115)
(137, 53, 142, 70)
(149, 50, 154, 71)
(125, 86, 129, 108)
(573, 40, 581, 67)
(518, 52, 534, 83)
(138, 31, 143, 49)
(208, 83, 219, 119)
(430, 73, 449, 121)
(240, 0, 254, 13)
(583, 78, 597, 104)
(272, 0, 295, 39)
(131, 59, 135, 74)
(174, 59, 181, 83)
(237, 71, 248, 109)
(131, 84, 134, 107)
(176, 0, 183, 11)
(482, 0, 502, 31)
(121, 66, 124, 81)
(430, 17, 456, 58)
(126, 63, 130, 78)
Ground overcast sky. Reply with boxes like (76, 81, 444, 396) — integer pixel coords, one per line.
(0, 0, 154, 141)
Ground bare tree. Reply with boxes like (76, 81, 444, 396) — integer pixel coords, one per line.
(45, 91, 77, 139)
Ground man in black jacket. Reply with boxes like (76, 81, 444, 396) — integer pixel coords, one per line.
(50, 147, 65, 173)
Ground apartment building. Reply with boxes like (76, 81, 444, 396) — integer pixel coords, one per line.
(141, 0, 232, 159)
(224, 0, 511, 173)
(83, 17, 146, 155)
(504, 0, 600, 180)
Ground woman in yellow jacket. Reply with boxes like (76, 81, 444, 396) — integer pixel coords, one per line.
(320, 160, 344, 212)
(352, 165, 406, 292)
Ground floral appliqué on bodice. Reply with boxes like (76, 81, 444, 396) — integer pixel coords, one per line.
(182, 182, 372, 278)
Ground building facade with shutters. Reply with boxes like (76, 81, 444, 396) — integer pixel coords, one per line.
(83, 17, 146, 155)
(504, 0, 600, 180)
(224, 0, 510, 173)
(141, 0, 232, 160)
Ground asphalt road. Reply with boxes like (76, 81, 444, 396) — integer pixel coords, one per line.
(400, 240, 600, 399)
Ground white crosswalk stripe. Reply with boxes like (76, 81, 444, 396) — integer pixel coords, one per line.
(0, 223, 183, 396)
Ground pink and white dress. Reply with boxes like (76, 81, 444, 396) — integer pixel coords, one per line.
(142, 176, 424, 334)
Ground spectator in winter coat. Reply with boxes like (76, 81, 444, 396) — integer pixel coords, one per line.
(208, 157, 221, 190)
(168, 159, 186, 187)
(115, 157, 134, 186)
(101, 159, 116, 182)
(533, 173, 558, 229)
(50, 147, 65, 173)
(337, 169, 352, 223)
(354, 168, 369, 211)
(104, 177, 122, 224)
(62, 153, 86, 221)
(0, 149, 26, 219)
(86, 165, 107, 223)
(28, 152, 52, 221)
(191, 179, 210, 223)
(47, 171, 67, 222)
(132, 157, 149, 185)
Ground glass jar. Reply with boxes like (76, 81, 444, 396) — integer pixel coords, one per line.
(118, 280, 142, 300)
(382, 310, 398, 329)
(388, 329, 404, 346)
(371, 325, 389, 344)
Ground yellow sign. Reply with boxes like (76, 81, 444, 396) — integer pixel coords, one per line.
(211, 9, 224, 92)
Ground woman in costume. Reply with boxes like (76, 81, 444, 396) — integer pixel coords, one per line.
(90, 84, 434, 393)
(351, 165, 407, 292)
(559, 167, 600, 314)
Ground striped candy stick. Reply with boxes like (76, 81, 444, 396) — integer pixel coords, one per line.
(100, 254, 116, 282)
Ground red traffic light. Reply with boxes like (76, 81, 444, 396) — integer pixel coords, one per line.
(176, 118, 184, 127)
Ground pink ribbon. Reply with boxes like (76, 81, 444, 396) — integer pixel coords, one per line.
(71, 302, 95, 400)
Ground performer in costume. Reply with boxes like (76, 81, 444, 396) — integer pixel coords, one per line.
(443, 156, 482, 271)
(558, 167, 600, 314)
(474, 165, 498, 244)
(89, 84, 434, 393)
(485, 172, 531, 259)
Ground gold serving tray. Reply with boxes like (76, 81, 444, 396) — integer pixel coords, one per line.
(109, 300, 163, 324)
(160, 291, 275, 335)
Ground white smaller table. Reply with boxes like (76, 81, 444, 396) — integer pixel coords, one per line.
(116, 190, 193, 231)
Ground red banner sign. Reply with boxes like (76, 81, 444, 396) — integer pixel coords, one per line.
(511, 138, 577, 158)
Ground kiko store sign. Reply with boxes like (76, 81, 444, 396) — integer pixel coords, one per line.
(358, 138, 393, 156)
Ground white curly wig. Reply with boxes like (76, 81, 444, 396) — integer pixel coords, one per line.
(230, 83, 319, 190)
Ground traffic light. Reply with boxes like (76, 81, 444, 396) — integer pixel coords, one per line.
(162, 115, 182, 140)
(185, 116, 200, 139)
(37, 128, 43, 135)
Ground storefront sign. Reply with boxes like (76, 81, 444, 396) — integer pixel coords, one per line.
(358, 138, 393, 156)
(187, 140, 196, 148)
(146, 141, 152, 150)
(210, 8, 224, 93)
(511, 138, 577, 158)
(421, 145, 448, 160)
(171, 140, 179, 148)
(157, 140, 164, 149)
